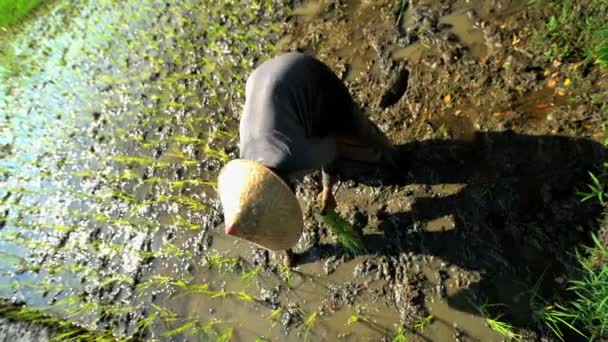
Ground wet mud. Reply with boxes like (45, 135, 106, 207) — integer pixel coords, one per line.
(1, 0, 607, 341)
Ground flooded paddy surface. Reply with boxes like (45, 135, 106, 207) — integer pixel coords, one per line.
(1, 0, 607, 341)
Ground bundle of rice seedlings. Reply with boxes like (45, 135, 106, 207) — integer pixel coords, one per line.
(322, 208, 366, 256)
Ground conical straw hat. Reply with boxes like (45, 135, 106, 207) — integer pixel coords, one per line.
(217, 159, 303, 251)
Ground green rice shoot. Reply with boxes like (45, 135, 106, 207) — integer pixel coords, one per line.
(322, 208, 365, 256)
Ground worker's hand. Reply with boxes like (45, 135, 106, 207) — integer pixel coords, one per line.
(320, 186, 336, 215)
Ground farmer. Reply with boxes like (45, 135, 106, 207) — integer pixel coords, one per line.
(217, 52, 398, 266)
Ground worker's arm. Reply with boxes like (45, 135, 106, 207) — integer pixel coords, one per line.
(321, 163, 337, 214)
(291, 136, 338, 213)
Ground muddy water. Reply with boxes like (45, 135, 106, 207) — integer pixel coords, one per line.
(2, 0, 607, 341)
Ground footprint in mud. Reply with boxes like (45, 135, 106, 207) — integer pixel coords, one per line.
(379, 64, 410, 109)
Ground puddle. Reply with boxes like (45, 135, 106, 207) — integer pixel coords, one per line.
(439, 11, 487, 59)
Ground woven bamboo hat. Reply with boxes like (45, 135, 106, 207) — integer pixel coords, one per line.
(217, 159, 303, 251)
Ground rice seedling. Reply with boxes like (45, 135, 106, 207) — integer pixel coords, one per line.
(267, 307, 282, 327)
(156, 194, 207, 211)
(206, 289, 255, 302)
(171, 279, 211, 295)
(231, 290, 255, 302)
(100, 303, 136, 319)
(159, 242, 192, 258)
(151, 303, 178, 324)
(486, 316, 521, 341)
(216, 327, 233, 342)
(203, 145, 230, 163)
(279, 262, 291, 285)
(392, 325, 408, 342)
(112, 156, 170, 169)
(204, 253, 240, 270)
(99, 273, 134, 289)
(134, 312, 158, 335)
(162, 318, 198, 337)
(193, 318, 224, 335)
(414, 314, 434, 331)
(136, 275, 175, 297)
(170, 179, 217, 190)
(240, 265, 262, 287)
(475, 303, 522, 341)
(346, 314, 359, 327)
(164, 151, 199, 166)
(174, 217, 201, 231)
(300, 311, 318, 341)
(322, 208, 366, 256)
(65, 301, 100, 319)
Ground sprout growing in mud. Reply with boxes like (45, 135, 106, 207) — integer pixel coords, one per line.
(136, 275, 176, 297)
(134, 312, 159, 336)
(216, 327, 233, 342)
(300, 311, 318, 341)
(156, 194, 207, 211)
(170, 179, 217, 190)
(322, 208, 366, 256)
(279, 262, 291, 285)
(240, 265, 262, 287)
(204, 253, 240, 271)
(392, 325, 408, 342)
(346, 314, 359, 326)
(174, 217, 201, 231)
(485, 317, 521, 341)
(414, 314, 434, 332)
(151, 303, 178, 324)
(207, 290, 255, 302)
(162, 318, 198, 337)
(475, 303, 522, 341)
(191, 318, 226, 337)
(267, 307, 282, 327)
(159, 242, 193, 258)
(99, 273, 134, 289)
(0, 302, 120, 342)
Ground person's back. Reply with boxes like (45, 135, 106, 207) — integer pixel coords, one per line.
(239, 52, 357, 180)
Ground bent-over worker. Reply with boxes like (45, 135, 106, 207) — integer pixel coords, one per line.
(217, 52, 398, 266)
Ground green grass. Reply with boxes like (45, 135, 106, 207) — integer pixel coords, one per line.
(560, 234, 608, 340)
(598, 29, 608, 67)
(532, 0, 608, 65)
(0, 0, 44, 28)
(577, 164, 608, 206)
(530, 233, 607, 341)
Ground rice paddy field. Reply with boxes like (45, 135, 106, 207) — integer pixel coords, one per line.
(1, 0, 607, 341)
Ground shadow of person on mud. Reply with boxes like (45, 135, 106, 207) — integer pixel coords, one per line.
(304, 130, 607, 338)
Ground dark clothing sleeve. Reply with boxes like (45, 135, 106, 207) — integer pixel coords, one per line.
(239, 52, 354, 180)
